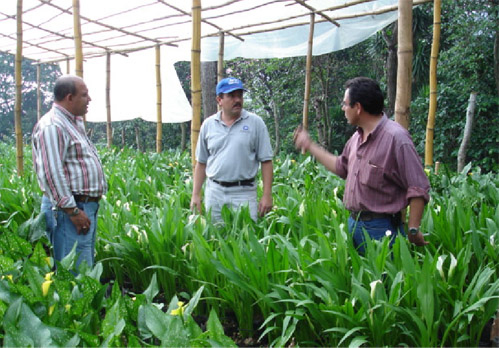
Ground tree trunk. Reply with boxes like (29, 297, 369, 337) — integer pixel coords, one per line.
(314, 97, 327, 148)
(180, 122, 187, 152)
(201, 61, 217, 119)
(272, 101, 281, 154)
(135, 123, 142, 152)
(383, 23, 398, 117)
(494, 27, 499, 97)
(394, 0, 413, 130)
(121, 127, 125, 148)
(457, 92, 477, 172)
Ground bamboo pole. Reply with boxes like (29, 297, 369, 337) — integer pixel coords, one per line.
(36, 62, 41, 121)
(424, 0, 441, 167)
(72, 0, 83, 78)
(72, 0, 85, 126)
(394, 0, 413, 129)
(106, 51, 112, 148)
(218, 31, 224, 83)
(302, 13, 315, 132)
(191, 0, 202, 166)
(217, 31, 224, 112)
(66, 59, 70, 74)
(14, 0, 24, 176)
(156, 45, 163, 153)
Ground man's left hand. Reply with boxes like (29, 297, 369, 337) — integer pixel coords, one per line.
(408, 231, 429, 246)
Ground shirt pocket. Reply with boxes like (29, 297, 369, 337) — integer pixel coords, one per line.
(359, 161, 385, 191)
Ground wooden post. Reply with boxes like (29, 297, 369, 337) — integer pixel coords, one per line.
(191, 0, 202, 165)
(217, 31, 224, 112)
(218, 31, 224, 83)
(14, 0, 24, 176)
(72, 0, 84, 125)
(72, 0, 83, 78)
(155, 44, 163, 153)
(394, 0, 413, 130)
(302, 13, 315, 132)
(424, 0, 441, 167)
(36, 62, 41, 121)
(106, 51, 112, 148)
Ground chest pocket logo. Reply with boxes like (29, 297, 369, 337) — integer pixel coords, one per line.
(241, 125, 250, 133)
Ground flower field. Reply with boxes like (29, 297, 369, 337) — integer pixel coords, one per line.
(0, 142, 498, 347)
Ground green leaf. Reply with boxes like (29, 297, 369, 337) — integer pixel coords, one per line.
(206, 308, 237, 347)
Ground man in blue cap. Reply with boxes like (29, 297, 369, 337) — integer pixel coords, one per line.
(190, 77, 274, 222)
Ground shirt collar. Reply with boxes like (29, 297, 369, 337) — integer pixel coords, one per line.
(356, 113, 388, 141)
(215, 109, 248, 123)
(54, 104, 82, 122)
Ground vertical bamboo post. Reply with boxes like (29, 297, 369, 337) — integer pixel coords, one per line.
(218, 31, 224, 82)
(217, 31, 224, 111)
(301, 13, 315, 156)
(36, 61, 41, 121)
(66, 59, 70, 74)
(155, 45, 163, 153)
(303, 13, 315, 129)
(106, 51, 112, 148)
(424, 0, 441, 167)
(394, 0, 413, 130)
(302, 13, 315, 132)
(14, 0, 24, 176)
(72, 0, 83, 78)
(191, 0, 202, 166)
(72, 0, 84, 125)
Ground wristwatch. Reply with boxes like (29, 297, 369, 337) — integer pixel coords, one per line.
(69, 207, 80, 217)
(409, 227, 419, 236)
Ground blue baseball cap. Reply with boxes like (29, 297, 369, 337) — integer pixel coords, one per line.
(216, 77, 246, 95)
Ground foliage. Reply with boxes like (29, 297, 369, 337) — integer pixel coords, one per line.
(410, 0, 498, 172)
(2, 143, 497, 346)
(0, 52, 60, 143)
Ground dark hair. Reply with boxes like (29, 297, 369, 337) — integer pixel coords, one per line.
(345, 77, 384, 115)
(53, 76, 77, 102)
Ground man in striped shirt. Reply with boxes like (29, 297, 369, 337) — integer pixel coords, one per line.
(294, 77, 430, 253)
(32, 75, 107, 270)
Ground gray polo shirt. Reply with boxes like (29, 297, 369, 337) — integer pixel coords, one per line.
(196, 109, 273, 182)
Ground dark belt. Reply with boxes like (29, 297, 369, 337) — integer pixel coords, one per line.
(74, 194, 101, 203)
(211, 178, 255, 187)
(350, 211, 401, 222)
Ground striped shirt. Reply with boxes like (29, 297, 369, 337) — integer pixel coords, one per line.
(32, 104, 107, 209)
(336, 114, 430, 214)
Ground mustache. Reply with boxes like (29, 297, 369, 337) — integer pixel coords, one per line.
(233, 103, 242, 107)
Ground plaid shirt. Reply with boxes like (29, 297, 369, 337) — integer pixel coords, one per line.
(32, 104, 107, 209)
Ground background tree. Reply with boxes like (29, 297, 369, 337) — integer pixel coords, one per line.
(0, 52, 60, 143)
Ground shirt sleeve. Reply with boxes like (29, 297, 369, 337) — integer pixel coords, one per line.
(255, 117, 273, 162)
(33, 124, 76, 208)
(397, 143, 431, 204)
(195, 121, 209, 164)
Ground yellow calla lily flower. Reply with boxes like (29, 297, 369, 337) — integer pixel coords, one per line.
(42, 280, 53, 296)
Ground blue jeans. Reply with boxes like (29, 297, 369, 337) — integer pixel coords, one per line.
(41, 195, 99, 270)
(348, 216, 405, 254)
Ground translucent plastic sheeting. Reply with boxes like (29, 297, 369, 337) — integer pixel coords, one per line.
(0, 0, 409, 123)
(62, 48, 192, 123)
